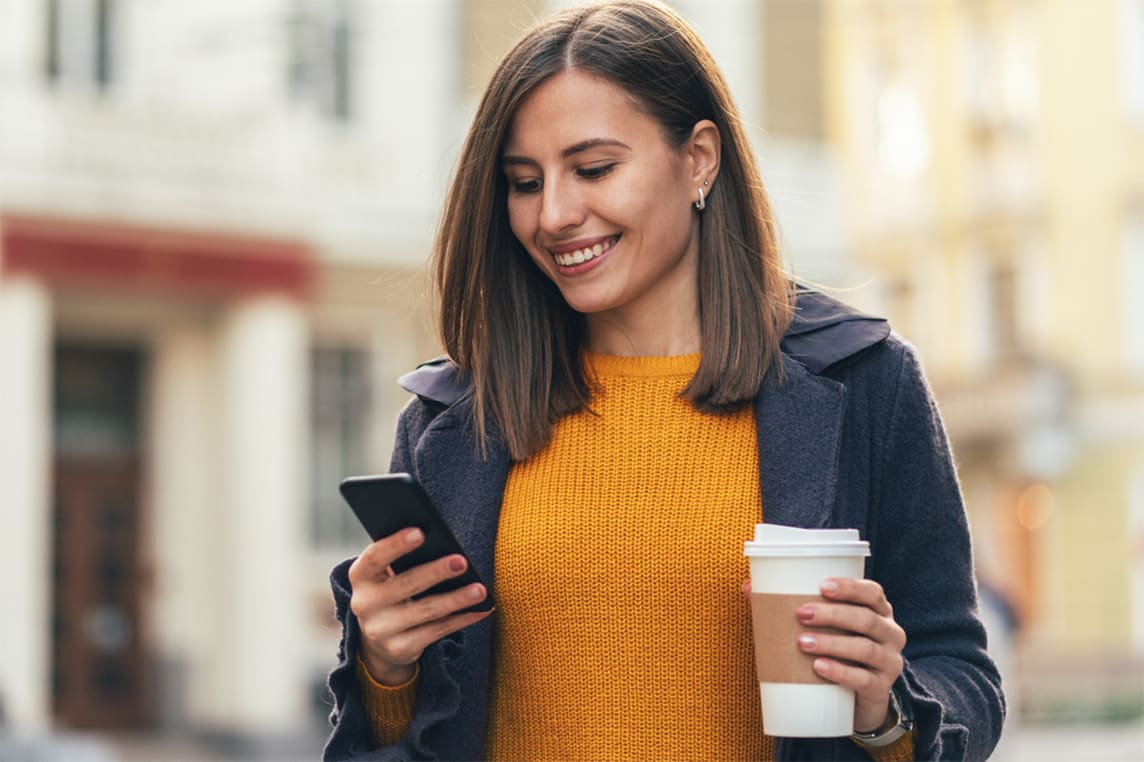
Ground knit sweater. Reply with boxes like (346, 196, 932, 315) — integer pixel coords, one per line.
(358, 352, 913, 760)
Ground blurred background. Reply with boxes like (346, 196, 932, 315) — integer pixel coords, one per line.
(0, 0, 1141, 759)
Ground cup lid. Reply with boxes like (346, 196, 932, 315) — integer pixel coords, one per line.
(743, 523, 870, 557)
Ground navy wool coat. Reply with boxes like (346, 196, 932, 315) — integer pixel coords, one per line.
(324, 291, 1005, 761)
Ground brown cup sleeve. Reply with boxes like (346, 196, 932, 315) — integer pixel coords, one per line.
(750, 592, 844, 684)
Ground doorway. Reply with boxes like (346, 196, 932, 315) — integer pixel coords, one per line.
(51, 344, 149, 729)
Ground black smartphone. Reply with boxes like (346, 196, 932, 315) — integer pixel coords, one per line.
(339, 472, 493, 613)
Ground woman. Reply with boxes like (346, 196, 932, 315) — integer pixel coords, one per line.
(324, 2, 1004, 760)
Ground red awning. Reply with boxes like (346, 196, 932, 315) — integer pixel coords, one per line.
(0, 215, 314, 300)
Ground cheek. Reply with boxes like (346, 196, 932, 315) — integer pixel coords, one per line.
(507, 198, 543, 255)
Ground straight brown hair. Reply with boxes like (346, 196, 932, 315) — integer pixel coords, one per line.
(433, 0, 794, 461)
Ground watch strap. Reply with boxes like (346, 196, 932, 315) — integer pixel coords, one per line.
(851, 687, 914, 748)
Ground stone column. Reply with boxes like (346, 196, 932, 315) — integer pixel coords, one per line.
(0, 276, 52, 732)
(146, 322, 220, 730)
(211, 295, 310, 744)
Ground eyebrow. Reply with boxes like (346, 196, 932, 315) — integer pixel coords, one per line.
(502, 138, 631, 167)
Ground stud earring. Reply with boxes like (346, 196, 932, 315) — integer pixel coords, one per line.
(695, 186, 706, 211)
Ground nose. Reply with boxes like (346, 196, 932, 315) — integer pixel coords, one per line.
(538, 177, 585, 234)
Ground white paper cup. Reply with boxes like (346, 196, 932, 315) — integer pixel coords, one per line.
(744, 524, 870, 737)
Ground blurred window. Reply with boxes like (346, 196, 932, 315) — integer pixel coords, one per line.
(987, 258, 1020, 363)
(761, 0, 824, 141)
(44, 0, 116, 91)
(1126, 218, 1144, 375)
(1123, 0, 1144, 122)
(874, 75, 929, 177)
(969, 248, 1021, 369)
(310, 346, 372, 547)
(962, 7, 1039, 129)
(288, 0, 355, 122)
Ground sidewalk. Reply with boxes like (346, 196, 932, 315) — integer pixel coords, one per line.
(5, 721, 1142, 761)
(992, 721, 1144, 762)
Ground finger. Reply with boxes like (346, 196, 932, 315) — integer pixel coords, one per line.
(820, 578, 892, 617)
(797, 630, 904, 676)
(797, 601, 905, 650)
(397, 581, 490, 631)
(385, 607, 494, 664)
(358, 582, 491, 665)
(387, 553, 474, 604)
(808, 654, 887, 697)
(741, 578, 751, 597)
(349, 527, 424, 585)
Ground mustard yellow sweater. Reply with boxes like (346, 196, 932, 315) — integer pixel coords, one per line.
(358, 353, 914, 760)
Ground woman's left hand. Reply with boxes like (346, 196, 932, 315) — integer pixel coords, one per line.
(795, 577, 907, 733)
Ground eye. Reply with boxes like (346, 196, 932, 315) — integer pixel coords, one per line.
(509, 177, 541, 194)
(578, 163, 616, 180)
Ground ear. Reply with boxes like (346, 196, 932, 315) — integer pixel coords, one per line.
(685, 119, 721, 194)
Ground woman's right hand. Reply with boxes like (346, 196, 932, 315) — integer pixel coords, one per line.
(348, 527, 492, 686)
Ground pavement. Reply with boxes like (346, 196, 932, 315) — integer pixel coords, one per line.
(2, 721, 1142, 761)
(987, 721, 1144, 762)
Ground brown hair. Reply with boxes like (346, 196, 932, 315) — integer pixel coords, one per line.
(433, 0, 793, 460)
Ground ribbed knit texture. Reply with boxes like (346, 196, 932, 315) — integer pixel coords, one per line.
(357, 351, 915, 760)
(355, 656, 418, 748)
(487, 352, 767, 760)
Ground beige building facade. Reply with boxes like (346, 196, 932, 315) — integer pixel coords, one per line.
(825, 0, 1144, 720)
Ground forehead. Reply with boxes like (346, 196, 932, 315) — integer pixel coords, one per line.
(503, 69, 666, 156)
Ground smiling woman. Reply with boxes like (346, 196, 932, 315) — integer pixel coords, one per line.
(323, 2, 1004, 761)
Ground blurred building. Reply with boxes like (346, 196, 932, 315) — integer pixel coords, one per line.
(9, 0, 1138, 755)
(0, 0, 455, 752)
(0, 0, 857, 754)
(825, 0, 1144, 722)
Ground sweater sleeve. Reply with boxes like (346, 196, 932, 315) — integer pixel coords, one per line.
(356, 655, 418, 747)
(854, 729, 915, 761)
(867, 341, 1005, 760)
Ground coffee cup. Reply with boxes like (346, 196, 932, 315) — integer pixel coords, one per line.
(743, 524, 871, 737)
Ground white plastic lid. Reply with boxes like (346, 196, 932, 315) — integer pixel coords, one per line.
(743, 523, 870, 557)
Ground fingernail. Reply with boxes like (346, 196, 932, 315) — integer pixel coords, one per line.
(814, 658, 829, 674)
(798, 634, 816, 648)
(448, 556, 465, 573)
(797, 605, 815, 620)
(405, 528, 423, 544)
(467, 584, 484, 600)
(821, 580, 839, 595)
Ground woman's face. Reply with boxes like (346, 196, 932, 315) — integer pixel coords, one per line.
(502, 69, 706, 353)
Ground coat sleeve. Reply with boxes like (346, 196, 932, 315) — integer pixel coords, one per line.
(866, 341, 1005, 760)
(323, 399, 434, 761)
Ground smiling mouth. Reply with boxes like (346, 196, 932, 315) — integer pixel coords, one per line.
(551, 236, 619, 267)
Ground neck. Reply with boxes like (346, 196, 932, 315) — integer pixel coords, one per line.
(585, 308, 701, 356)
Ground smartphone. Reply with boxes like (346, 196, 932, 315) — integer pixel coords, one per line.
(339, 472, 493, 613)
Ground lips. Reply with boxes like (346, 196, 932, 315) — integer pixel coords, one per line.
(549, 235, 619, 267)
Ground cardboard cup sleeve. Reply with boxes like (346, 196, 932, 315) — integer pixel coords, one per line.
(750, 593, 844, 684)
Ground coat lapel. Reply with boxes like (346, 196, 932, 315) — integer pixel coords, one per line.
(411, 399, 510, 586)
(755, 355, 847, 529)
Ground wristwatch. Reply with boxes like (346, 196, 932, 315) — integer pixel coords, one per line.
(851, 687, 914, 748)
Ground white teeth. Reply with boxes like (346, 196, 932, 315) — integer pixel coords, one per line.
(553, 238, 614, 267)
